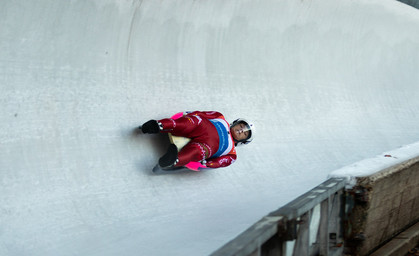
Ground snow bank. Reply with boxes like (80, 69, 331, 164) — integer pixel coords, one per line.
(329, 141, 419, 187)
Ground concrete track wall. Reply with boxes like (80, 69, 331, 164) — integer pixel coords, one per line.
(398, 0, 419, 9)
(330, 142, 419, 255)
(345, 156, 419, 255)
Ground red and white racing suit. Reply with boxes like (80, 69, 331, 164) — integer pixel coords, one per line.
(158, 111, 236, 168)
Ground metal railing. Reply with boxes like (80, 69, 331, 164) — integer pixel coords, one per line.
(211, 178, 347, 256)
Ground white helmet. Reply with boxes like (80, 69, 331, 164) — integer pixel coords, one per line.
(230, 118, 255, 146)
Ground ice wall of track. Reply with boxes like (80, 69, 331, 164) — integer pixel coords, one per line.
(1, 0, 419, 255)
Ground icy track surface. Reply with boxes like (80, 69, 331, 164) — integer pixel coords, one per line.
(1, 0, 419, 255)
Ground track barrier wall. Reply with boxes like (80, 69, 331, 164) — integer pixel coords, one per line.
(397, 0, 419, 9)
(211, 144, 419, 256)
(343, 155, 419, 255)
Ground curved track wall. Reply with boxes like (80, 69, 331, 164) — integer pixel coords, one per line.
(1, 0, 419, 255)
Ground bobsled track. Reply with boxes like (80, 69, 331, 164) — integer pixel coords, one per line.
(1, 0, 419, 255)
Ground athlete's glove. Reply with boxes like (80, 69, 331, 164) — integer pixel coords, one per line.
(185, 162, 207, 171)
(170, 112, 184, 120)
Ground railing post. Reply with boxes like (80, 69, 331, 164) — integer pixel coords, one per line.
(293, 212, 311, 256)
(318, 198, 330, 255)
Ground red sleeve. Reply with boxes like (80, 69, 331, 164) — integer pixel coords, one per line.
(206, 154, 237, 168)
(185, 111, 223, 120)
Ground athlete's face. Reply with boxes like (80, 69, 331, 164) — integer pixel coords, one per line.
(231, 122, 250, 142)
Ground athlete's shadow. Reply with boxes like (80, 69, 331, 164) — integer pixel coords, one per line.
(131, 127, 169, 151)
(130, 127, 171, 173)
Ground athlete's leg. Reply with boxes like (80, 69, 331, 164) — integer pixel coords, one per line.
(158, 116, 202, 138)
(175, 141, 210, 167)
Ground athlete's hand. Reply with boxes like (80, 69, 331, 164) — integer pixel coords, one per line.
(170, 112, 184, 120)
(185, 162, 206, 171)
